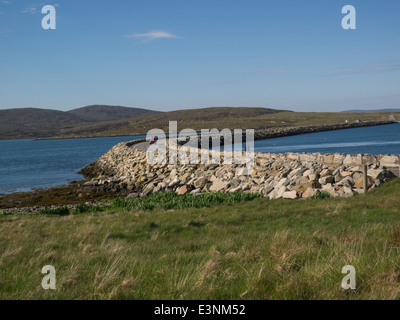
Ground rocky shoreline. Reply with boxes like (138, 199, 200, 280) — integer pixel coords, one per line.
(0, 182, 124, 214)
(79, 136, 399, 201)
(2, 121, 398, 214)
(252, 120, 397, 141)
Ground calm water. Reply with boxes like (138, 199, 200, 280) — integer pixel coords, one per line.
(1, 124, 400, 194)
(253, 123, 400, 154)
(0, 135, 145, 194)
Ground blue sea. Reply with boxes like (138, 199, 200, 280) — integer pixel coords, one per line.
(0, 135, 146, 194)
(1, 124, 400, 194)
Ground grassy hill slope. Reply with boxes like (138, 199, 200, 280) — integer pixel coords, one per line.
(0, 108, 91, 139)
(27, 107, 292, 139)
(0, 105, 160, 140)
(51, 109, 400, 139)
(66, 105, 160, 122)
(1, 105, 398, 140)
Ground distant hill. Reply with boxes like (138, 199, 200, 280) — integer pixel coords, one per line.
(10, 106, 394, 140)
(0, 105, 160, 140)
(342, 109, 400, 113)
(0, 108, 91, 139)
(67, 105, 159, 122)
(46, 107, 295, 138)
(133, 107, 286, 122)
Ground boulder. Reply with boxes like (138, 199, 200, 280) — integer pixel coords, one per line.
(177, 185, 190, 195)
(269, 186, 287, 200)
(302, 188, 319, 199)
(354, 177, 373, 189)
(276, 178, 289, 188)
(340, 171, 353, 178)
(261, 185, 274, 197)
(341, 187, 354, 198)
(194, 177, 207, 189)
(228, 178, 242, 188)
(321, 185, 338, 197)
(319, 175, 335, 185)
(380, 155, 399, 167)
(210, 179, 228, 192)
(296, 181, 321, 193)
(320, 169, 332, 177)
(283, 190, 298, 200)
(367, 169, 385, 180)
(337, 177, 354, 188)
(190, 188, 201, 194)
(168, 178, 180, 187)
(308, 173, 319, 181)
(303, 169, 313, 177)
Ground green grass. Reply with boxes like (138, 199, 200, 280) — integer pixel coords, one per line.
(113, 192, 260, 211)
(39, 206, 70, 216)
(36, 192, 260, 216)
(310, 191, 331, 199)
(2, 181, 400, 299)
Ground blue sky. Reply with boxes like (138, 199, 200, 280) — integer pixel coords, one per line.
(0, 0, 399, 112)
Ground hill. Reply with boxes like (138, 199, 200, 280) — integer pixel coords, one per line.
(49, 108, 399, 139)
(67, 105, 159, 122)
(0, 108, 91, 139)
(1, 105, 397, 140)
(137, 106, 285, 122)
(0, 106, 289, 139)
(0, 105, 160, 140)
(48, 107, 292, 138)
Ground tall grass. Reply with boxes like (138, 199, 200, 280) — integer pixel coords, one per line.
(113, 192, 260, 211)
(36, 192, 260, 216)
(2, 181, 400, 299)
(39, 206, 70, 216)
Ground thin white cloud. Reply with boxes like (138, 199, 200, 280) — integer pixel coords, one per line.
(126, 31, 180, 42)
(2, 1, 12, 4)
(21, 7, 38, 14)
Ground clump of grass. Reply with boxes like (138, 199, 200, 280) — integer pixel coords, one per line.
(113, 192, 260, 211)
(310, 191, 331, 200)
(74, 204, 106, 214)
(39, 206, 70, 216)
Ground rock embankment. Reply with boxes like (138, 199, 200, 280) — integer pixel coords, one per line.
(79, 139, 399, 200)
(253, 121, 395, 140)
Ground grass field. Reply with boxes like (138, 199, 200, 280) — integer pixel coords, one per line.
(1, 180, 400, 300)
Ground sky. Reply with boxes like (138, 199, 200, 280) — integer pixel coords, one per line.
(0, 0, 399, 112)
